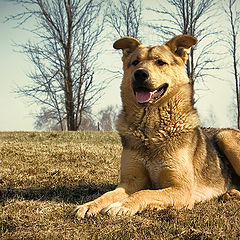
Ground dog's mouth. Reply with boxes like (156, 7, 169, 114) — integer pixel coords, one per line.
(134, 83, 168, 104)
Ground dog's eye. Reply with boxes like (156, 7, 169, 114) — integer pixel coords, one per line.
(156, 60, 167, 66)
(132, 60, 140, 66)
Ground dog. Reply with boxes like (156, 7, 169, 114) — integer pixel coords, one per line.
(73, 35, 240, 218)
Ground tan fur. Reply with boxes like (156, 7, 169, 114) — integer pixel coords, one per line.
(73, 35, 240, 218)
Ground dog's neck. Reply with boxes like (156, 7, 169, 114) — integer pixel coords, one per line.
(117, 83, 200, 145)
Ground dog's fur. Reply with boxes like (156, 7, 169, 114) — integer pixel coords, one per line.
(74, 35, 240, 218)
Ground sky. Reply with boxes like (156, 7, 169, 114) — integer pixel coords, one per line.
(0, 1, 37, 131)
(0, 0, 238, 131)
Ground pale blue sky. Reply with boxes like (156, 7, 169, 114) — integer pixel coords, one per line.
(0, 1, 37, 130)
(0, 0, 237, 131)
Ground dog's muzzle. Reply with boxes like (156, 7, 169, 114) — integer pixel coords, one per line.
(132, 68, 168, 104)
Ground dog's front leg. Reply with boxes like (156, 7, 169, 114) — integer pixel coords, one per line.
(73, 149, 150, 218)
(104, 186, 192, 216)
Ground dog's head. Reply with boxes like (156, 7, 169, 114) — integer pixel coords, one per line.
(113, 35, 197, 106)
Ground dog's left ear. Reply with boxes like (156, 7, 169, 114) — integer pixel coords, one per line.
(166, 35, 197, 63)
(113, 37, 141, 55)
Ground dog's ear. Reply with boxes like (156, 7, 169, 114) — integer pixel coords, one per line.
(166, 35, 197, 63)
(113, 37, 141, 54)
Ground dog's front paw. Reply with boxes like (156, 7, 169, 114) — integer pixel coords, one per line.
(102, 201, 139, 216)
(72, 201, 101, 219)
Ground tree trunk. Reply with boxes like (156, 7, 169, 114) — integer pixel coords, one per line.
(65, 0, 76, 131)
(237, 77, 240, 129)
(229, 0, 240, 129)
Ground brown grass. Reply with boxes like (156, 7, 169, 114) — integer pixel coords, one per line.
(0, 131, 240, 239)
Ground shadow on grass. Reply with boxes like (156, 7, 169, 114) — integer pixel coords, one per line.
(0, 183, 117, 204)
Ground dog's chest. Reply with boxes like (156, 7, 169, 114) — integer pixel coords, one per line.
(138, 156, 166, 189)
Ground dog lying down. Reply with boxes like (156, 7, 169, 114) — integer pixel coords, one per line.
(73, 35, 240, 218)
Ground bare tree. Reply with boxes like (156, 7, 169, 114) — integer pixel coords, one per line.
(106, 0, 143, 39)
(223, 0, 240, 129)
(148, 0, 221, 88)
(6, 0, 105, 131)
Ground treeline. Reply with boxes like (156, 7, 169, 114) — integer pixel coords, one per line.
(34, 105, 120, 131)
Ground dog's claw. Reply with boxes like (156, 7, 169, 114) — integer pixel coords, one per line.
(102, 201, 136, 216)
(72, 201, 100, 219)
(72, 205, 88, 219)
(102, 201, 122, 215)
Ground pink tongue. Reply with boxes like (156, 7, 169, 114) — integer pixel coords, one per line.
(136, 90, 153, 103)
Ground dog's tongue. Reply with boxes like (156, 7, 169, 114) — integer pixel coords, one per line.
(136, 89, 155, 103)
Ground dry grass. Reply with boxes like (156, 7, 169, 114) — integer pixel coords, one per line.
(0, 131, 240, 239)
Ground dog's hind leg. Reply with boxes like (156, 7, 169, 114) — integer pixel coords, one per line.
(216, 129, 240, 176)
(217, 129, 240, 200)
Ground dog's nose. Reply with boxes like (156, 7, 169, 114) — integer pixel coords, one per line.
(134, 69, 149, 82)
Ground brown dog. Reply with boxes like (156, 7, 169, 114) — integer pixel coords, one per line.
(74, 35, 240, 218)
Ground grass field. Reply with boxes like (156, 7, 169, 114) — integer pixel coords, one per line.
(0, 131, 239, 239)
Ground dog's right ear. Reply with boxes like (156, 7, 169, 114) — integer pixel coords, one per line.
(113, 37, 141, 54)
